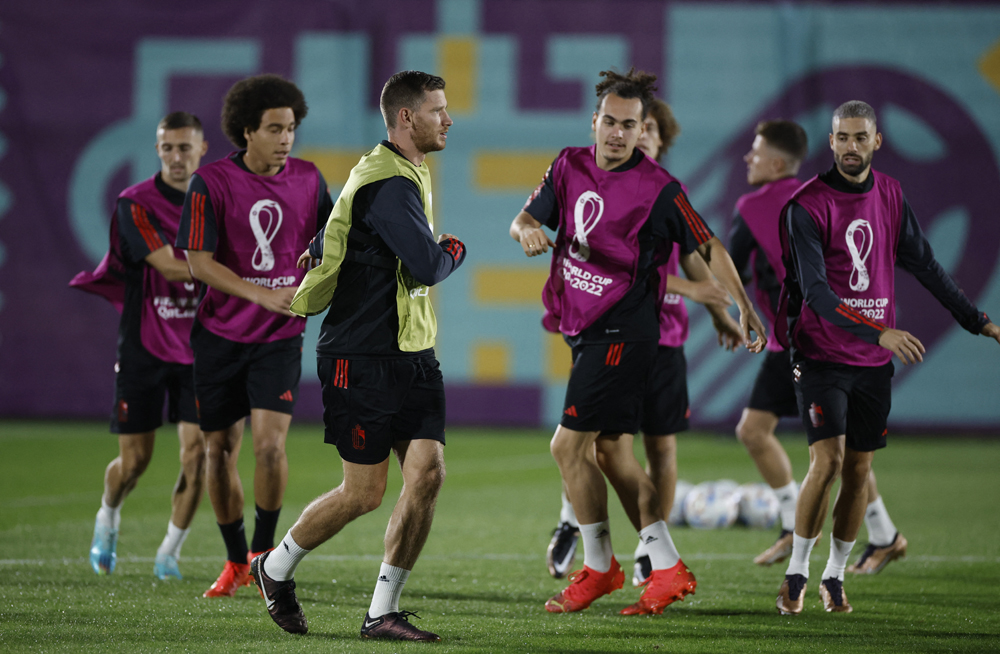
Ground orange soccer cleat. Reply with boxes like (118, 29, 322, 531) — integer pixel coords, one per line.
(544, 558, 625, 613)
(203, 560, 252, 598)
(620, 559, 697, 615)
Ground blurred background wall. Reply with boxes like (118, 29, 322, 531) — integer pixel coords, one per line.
(2, 0, 999, 429)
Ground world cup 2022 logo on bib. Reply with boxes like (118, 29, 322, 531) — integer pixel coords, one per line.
(568, 191, 604, 262)
(249, 199, 283, 272)
(846, 218, 873, 292)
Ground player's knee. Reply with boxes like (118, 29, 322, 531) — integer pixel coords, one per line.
(840, 455, 871, 487)
(181, 441, 207, 477)
(810, 450, 843, 484)
(410, 459, 446, 498)
(344, 484, 385, 516)
(120, 448, 152, 480)
(253, 440, 286, 471)
(735, 419, 763, 449)
(550, 433, 581, 468)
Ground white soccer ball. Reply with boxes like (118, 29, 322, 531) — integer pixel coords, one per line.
(669, 480, 693, 526)
(738, 482, 781, 529)
(683, 482, 739, 529)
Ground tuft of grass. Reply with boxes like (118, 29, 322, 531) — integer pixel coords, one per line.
(1, 421, 998, 652)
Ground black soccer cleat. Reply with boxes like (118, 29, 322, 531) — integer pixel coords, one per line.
(250, 551, 308, 634)
(360, 610, 440, 642)
(546, 521, 580, 579)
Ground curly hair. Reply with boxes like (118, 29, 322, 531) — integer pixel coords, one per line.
(594, 68, 658, 118)
(221, 74, 308, 148)
(646, 99, 680, 162)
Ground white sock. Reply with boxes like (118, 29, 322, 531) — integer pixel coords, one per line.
(774, 481, 798, 532)
(579, 520, 614, 573)
(97, 497, 121, 531)
(156, 521, 190, 558)
(639, 520, 680, 570)
(264, 531, 311, 581)
(863, 496, 897, 547)
(559, 491, 579, 528)
(821, 537, 856, 581)
(368, 562, 410, 618)
(785, 533, 818, 579)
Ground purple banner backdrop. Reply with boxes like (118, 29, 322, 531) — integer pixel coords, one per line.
(1, 2, 998, 428)
(0, 1, 438, 420)
(683, 67, 1000, 419)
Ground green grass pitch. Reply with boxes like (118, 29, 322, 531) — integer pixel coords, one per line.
(1, 421, 998, 652)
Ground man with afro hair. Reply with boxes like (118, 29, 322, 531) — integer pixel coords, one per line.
(175, 74, 334, 599)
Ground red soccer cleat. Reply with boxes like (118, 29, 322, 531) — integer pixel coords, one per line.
(620, 559, 697, 615)
(545, 558, 625, 613)
(203, 560, 252, 598)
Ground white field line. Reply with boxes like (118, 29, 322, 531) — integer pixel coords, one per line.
(2, 552, 998, 566)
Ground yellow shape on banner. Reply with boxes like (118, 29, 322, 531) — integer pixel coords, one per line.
(473, 152, 556, 190)
(471, 340, 511, 381)
(979, 39, 1000, 95)
(545, 331, 572, 382)
(439, 37, 476, 114)
(472, 266, 549, 305)
(297, 149, 366, 186)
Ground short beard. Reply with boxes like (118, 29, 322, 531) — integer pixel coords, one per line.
(836, 152, 872, 178)
(413, 122, 445, 154)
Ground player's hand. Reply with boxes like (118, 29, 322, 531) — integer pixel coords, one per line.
(519, 226, 555, 257)
(878, 328, 925, 365)
(688, 279, 732, 308)
(257, 286, 297, 316)
(711, 310, 743, 351)
(437, 233, 459, 243)
(297, 248, 320, 270)
(739, 306, 767, 353)
(981, 321, 1000, 345)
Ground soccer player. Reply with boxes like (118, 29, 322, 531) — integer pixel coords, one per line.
(512, 69, 767, 616)
(775, 101, 1000, 614)
(732, 122, 908, 571)
(72, 112, 210, 579)
(248, 71, 465, 642)
(728, 120, 809, 564)
(175, 75, 334, 598)
(546, 98, 743, 586)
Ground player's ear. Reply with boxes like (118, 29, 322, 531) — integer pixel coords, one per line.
(873, 132, 883, 151)
(200, 140, 209, 156)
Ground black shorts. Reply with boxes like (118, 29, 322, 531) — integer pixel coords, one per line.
(111, 344, 198, 434)
(748, 349, 799, 417)
(319, 354, 446, 465)
(191, 324, 303, 432)
(793, 358, 894, 452)
(641, 346, 690, 436)
(561, 340, 657, 434)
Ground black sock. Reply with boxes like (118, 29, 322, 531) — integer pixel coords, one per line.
(218, 518, 248, 564)
(251, 505, 281, 553)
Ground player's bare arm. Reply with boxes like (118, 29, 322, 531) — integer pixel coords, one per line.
(676, 251, 741, 350)
(675, 252, 731, 307)
(696, 236, 767, 352)
(144, 245, 193, 282)
(981, 321, 1000, 345)
(877, 328, 925, 365)
(510, 210, 554, 257)
(187, 249, 295, 316)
